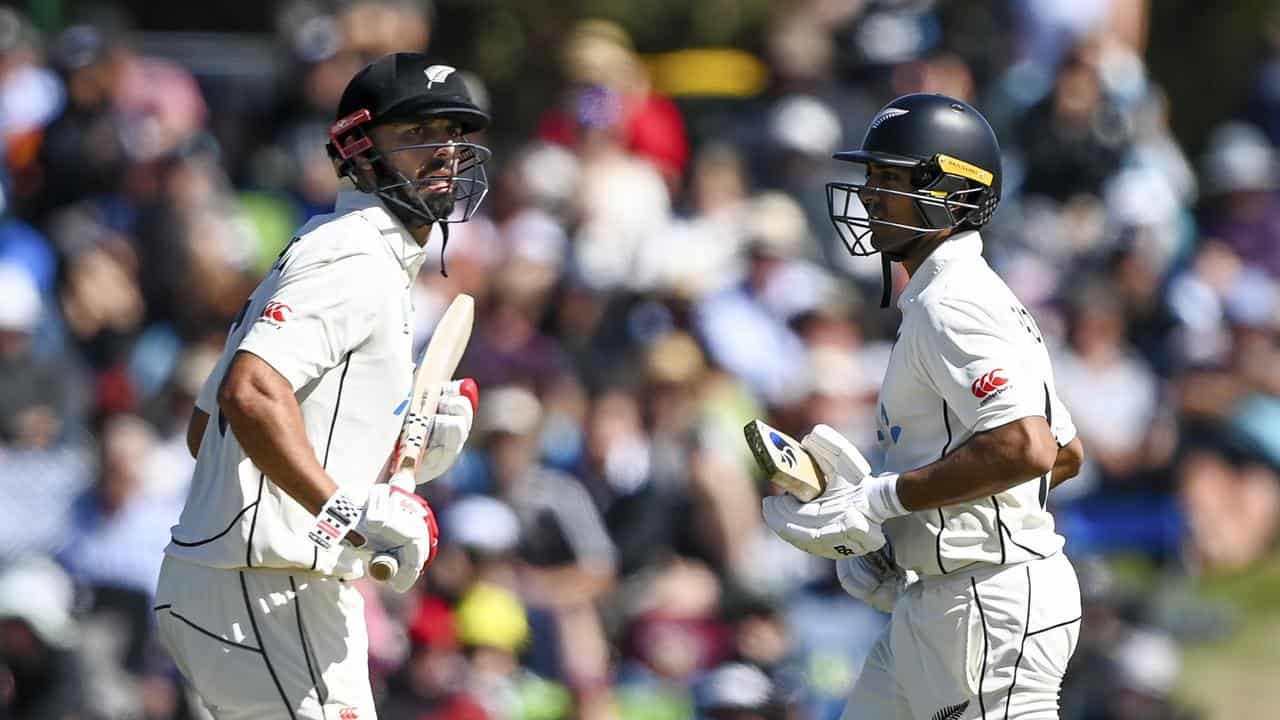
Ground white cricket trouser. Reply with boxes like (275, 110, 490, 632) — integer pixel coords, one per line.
(153, 555, 375, 720)
(843, 552, 1081, 720)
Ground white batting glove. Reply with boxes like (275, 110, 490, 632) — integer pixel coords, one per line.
(415, 379, 478, 484)
(761, 425, 907, 560)
(802, 424, 908, 527)
(835, 545, 917, 614)
(355, 483, 437, 593)
(762, 481, 885, 559)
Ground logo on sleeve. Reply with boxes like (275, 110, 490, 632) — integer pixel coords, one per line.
(260, 301, 293, 325)
(970, 368, 1009, 401)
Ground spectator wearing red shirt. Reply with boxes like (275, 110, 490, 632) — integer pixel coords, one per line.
(536, 19, 688, 194)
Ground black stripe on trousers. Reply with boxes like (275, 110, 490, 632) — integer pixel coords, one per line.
(290, 576, 330, 720)
(1003, 567, 1033, 720)
(240, 571, 297, 720)
(154, 605, 264, 655)
(1026, 616, 1082, 638)
(972, 577, 989, 719)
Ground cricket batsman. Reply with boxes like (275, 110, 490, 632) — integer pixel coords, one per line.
(763, 93, 1087, 719)
(153, 53, 491, 719)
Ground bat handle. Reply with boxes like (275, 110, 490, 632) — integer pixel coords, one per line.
(368, 474, 417, 583)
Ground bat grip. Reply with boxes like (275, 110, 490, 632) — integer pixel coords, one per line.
(368, 474, 416, 583)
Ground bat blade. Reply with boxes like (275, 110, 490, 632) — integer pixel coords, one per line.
(369, 294, 475, 582)
(388, 294, 475, 479)
(744, 420, 826, 502)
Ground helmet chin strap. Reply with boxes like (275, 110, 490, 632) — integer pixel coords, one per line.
(372, 166, 455, 277)
(873, 201, 938, 308)
(880, 255, 892, 308)
(437, 222, 449, 277)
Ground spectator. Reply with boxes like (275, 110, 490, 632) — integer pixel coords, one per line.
(1197, 123, 1280, 279)
(693, 662, 784, 720)
(0, 556, 90, 718)
(538, 19, 689, 192)
(381, 596, 490, 720)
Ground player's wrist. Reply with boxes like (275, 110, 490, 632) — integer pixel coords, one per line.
(864, 473, 907, 525)
(306, 489, 363, 550)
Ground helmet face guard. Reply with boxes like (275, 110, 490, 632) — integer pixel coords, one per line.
(826, 153, 996, 257)
(370, 140, 491, 227)
(328, 108, 492, 228)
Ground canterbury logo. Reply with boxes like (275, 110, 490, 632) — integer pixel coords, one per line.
(931, 700, 969, 720)
(338, 708, 359, 720)
(260, 301, 292, 323)
(970, 369, 1008, 399)
(870, 107, 909, 128)
(424, 64, 456, 88)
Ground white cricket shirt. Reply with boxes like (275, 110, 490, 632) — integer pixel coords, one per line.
(876, 231, 1077, 577)
(166, 190, 430, 576)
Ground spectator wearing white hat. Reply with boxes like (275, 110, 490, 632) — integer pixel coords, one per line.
(694, 662, 784, 720)
(0, 555, 91, 718)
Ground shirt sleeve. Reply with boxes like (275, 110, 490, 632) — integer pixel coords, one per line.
(194, 348, 228, 414)
(913, 298, 1050, 434)
(237, 252, 385, 390)
(1048, 387, 1077, 447)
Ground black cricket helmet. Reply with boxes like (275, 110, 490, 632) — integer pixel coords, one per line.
(327, 52, 492, 231)
(826, 93, 1002, 256)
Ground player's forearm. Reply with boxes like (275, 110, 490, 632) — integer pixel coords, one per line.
(1049, 437, 1084, 489)
(895, 417, 1057, 512)
(218, 353, 338, 515)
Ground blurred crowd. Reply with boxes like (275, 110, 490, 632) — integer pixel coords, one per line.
(3, 0, 1280, 718)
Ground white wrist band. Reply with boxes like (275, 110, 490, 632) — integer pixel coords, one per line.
(306, 490, 362, 550)
(865, 473, 907, 525)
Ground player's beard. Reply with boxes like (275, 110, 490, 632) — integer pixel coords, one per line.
(420, 185, 455, 222)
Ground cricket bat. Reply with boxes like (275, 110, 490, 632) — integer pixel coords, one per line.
(368, 294, 475, 582)
(743, 420, 826, 502)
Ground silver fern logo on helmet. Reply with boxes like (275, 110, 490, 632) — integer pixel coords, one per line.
(870, 107, 909, 129)
(423, 64, 456, 88)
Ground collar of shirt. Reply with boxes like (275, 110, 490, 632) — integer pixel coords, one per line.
(896, 230, 983, 310)
(334, 189, 430, 283)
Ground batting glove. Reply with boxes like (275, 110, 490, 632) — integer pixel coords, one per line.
(415, 378, 479, 484)
(762, 482, 885, 559)
(801, 424, 907, 527)
(761, 424, 908, 560)
(835, 544, 917, 614)
(357, 483, 440, 592)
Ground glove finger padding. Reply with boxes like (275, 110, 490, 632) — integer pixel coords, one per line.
(762, 494, 812, 546)
(387, 538, 426, 593)
(373, 492, 440, 593)
(436, 388, 476, 424)
(761, 494, 886, 559)
(802, 424, 873, 483)
(359, 484, 430, 548)
(414, 382, 477, 484)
